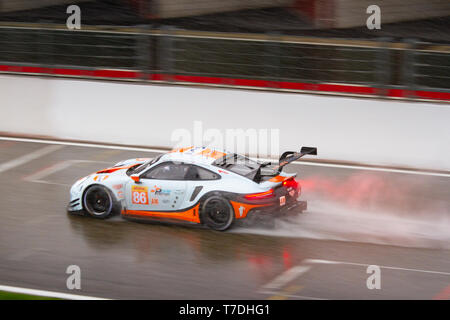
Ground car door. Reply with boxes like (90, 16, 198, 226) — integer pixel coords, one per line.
(183, 164, 221, 206)
(126, 161, 188, 212)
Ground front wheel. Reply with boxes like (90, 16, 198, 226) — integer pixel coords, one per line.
(83, 185, 120, 219)
(201, 195, 234, 231)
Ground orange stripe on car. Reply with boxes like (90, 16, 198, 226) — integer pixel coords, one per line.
(197, 148, 212, 157)
(209, 150, 226, 159)
(121, 204, 201, 224)
(197, 148, 226, 159)
(96, 164, 135, 174)
(269, 175, 288, 183)
(169, 146, 194, 153)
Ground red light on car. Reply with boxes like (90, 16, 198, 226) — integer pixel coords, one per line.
(244, 189, 275, 200)
(282, 178, 298, 190)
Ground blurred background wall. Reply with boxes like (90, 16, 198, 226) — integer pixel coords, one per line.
(0, 0, 91, 12)
(293, 0, 450, 28)
(0, 1, 448, 169)
(2, 74, 449, 170)
(128, 0, 293, 19)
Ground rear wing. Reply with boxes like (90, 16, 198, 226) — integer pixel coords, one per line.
(250, 146, 318, 182)
(275, 146, 317, 173)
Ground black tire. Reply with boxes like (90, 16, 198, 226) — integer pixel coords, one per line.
(83, 185, 120, 219)
(200, 195, 234, 231)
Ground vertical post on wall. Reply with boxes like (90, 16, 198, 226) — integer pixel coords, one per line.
(376, 37, 392, 97)
(401, 39, 417, 99)
(264, 32, 281, 88)
(38, 20, 52, 70)
(159, 25, 175, 82)
(135, 24, 152, 81)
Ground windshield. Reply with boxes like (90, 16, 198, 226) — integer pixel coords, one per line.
(126, 155, 161, 176)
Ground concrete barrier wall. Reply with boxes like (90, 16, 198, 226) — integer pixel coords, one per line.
(334, 0, 450, 28)
(0, 74, 449, 171)
(152, 0, 293, 18)
(0, 0, 90, 12)
(294, 0, 450, 29)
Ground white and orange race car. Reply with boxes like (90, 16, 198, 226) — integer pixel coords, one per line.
(67, 146, 317, 230)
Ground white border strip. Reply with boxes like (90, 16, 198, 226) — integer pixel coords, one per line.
(0, 284, 110, 300)
(262, 266, 311, 291)
(0, 145, 63, 174)
(1, 136, 449, 178)
(278, 160, 450, 178)
(0, 136, 166, 153)
(304, 259, 450, 276)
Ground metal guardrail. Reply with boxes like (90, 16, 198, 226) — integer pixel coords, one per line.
(0, 23, 449, 94)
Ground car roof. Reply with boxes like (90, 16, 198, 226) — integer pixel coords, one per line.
(159, 147, 228, 166)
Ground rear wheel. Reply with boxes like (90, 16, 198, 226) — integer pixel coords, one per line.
(201, 195, 234, 231)
(83, 185, 119, 219)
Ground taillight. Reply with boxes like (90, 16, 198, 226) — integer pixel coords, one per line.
(282, 178, 298, 190)
(244, 189, 275, 200)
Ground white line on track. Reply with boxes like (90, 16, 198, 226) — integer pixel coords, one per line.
(259, 290, 327, 300)
(0, 136, 166, 153)
(283, 160, 450, 178)
(1, 136, 449, 178)
(277, 294, 327, 300)
(259, 258, 450, 300)
(0, 144, 63, 174)
(23, 159, 112, 183)
(261, 266, 312, 291)
(0, 284, 110, 300)
(304, 259, 450, 276)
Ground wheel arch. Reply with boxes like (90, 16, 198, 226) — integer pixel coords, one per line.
(197, 191, 237, 229)
(81, 183, 121, 218)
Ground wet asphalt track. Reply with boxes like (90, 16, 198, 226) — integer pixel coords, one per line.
(0, 138, 449, 300)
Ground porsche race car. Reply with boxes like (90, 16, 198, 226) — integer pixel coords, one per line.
(67, 146, 317, 230)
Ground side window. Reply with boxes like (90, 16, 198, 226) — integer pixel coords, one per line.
(142, 162, 189, 180)
(185, 165, 220, 180)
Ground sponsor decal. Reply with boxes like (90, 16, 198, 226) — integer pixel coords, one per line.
(196, 148, 226, 159)
(155, 188, 171, 196)
(131, 185, 149, 205)
(169, 146, 194, 153)
(238, 206, 245, 217)
(151, 185, 171, 196)
(229, 201, 268, 219)
(113, 184, 123, 190)
(151, 198, 159, 205)
(93, 175, 109, 182)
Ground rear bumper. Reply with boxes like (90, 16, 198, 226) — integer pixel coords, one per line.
(285, 199, 307, 213)
(247, 199, 307, 219)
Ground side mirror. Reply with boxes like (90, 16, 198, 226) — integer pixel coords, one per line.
(130, 174, 140, 183)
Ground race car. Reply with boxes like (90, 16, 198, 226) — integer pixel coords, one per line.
(67, 146, 317, 231)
